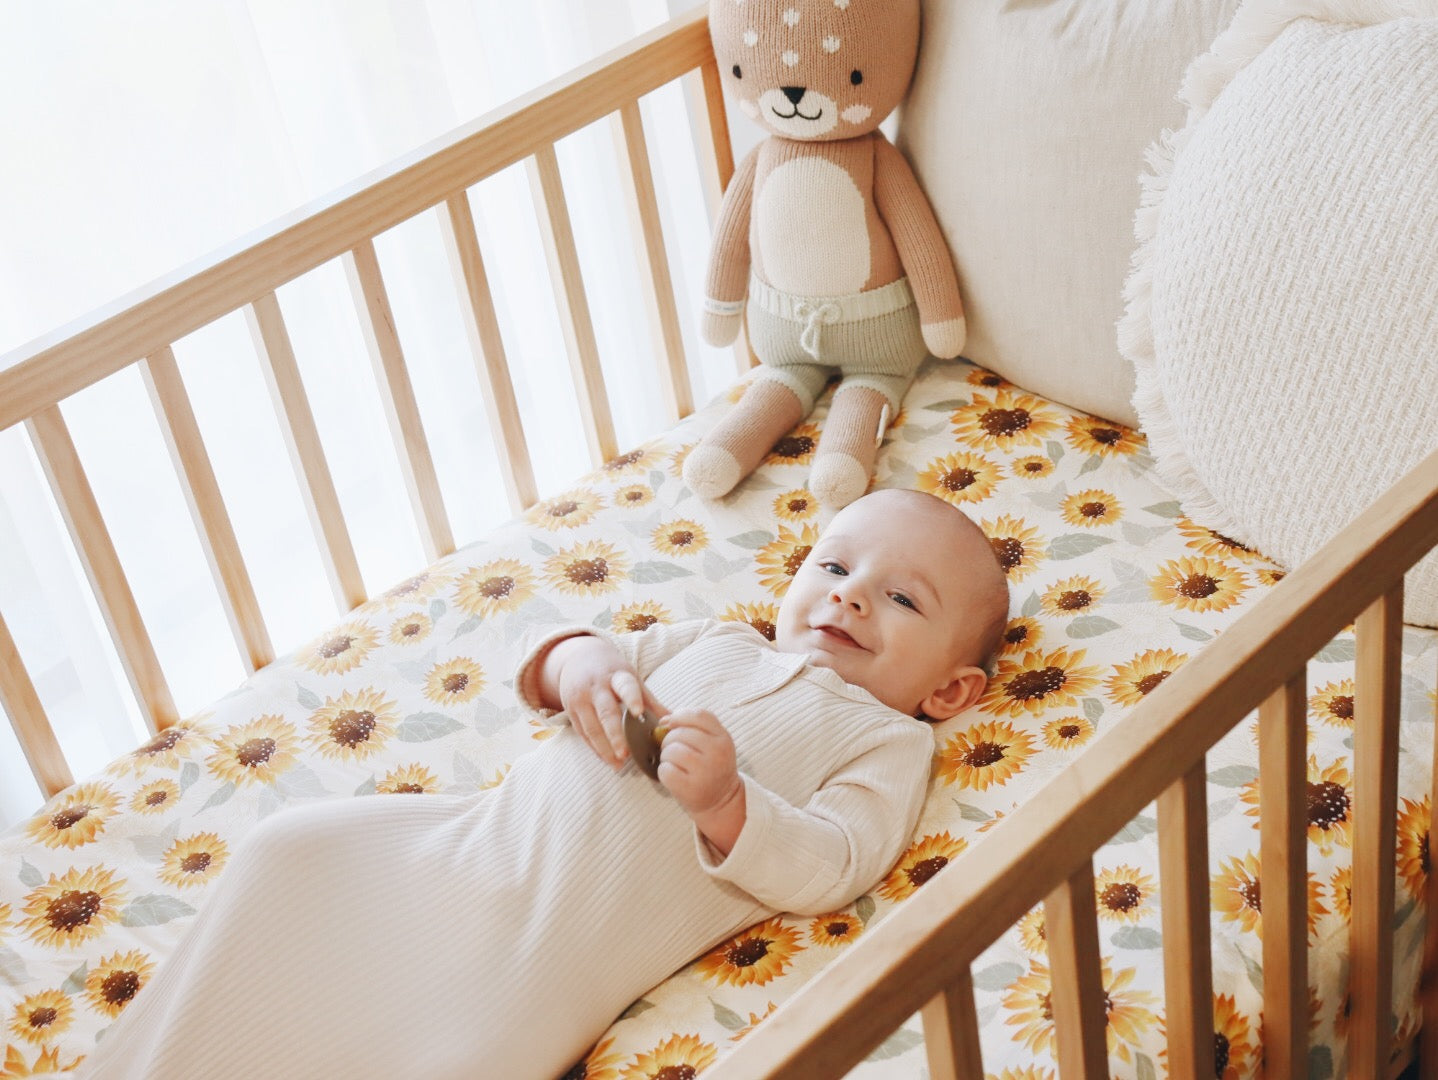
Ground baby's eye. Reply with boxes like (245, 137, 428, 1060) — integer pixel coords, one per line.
(890, 592, 917, 610)
(820, 561, 847, 576)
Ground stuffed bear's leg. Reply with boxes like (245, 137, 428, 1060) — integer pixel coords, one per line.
(809, 383, 893, 509)
(683, 375, 808, 499)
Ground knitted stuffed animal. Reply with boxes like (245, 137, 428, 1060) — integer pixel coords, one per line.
(683, 0, 965, 509)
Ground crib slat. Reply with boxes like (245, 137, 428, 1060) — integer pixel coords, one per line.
(1157, 762, 1214, 1079)
(1045, 860, 1108, 1078)
(1258, 669, 1308, 1079)
(1423, 642, 1438, 1080)
(0, 608, 73, 797)
(527, 144, 618, 467)
(920, 969, 984, 1080)
(25, 405, 178, 733)
(437, 192, 538, 513)
(343, 240, 455, 562)
(1351, 585, 1404, 1080)
(613, 100, 693, 423)
(246, 292, 367, 611)
(141, 347, 274, 673)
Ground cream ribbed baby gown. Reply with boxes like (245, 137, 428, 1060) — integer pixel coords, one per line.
(79, 619, 934, 1080)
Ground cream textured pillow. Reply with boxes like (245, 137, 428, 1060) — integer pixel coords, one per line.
(899, 0, 1240, 428)
(1120, 0, 1438, 626)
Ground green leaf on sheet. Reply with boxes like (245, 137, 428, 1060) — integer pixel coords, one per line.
(865, 1025, 924, 1061)
(1142, 501, 1183, 519)
(726, 530, 776, 550)
(649, 469, 667, 491)
(1309, 1044, 1335, 1080)
(530, 537, 556, 558)
(18, 859, 43, 888)
(619, 998, 655, 1020)
(1078, 454, 1105, 476)
(955, 801, 992, 822)
(296, 684, 321, 710)
(256, 785, 286, 821)
(712, 999, 746, 1031)
(1020, 591, 1041, 618)
(121, 894, 196, 927)
(179, 761, 200, 791)
(923, 399, 967, 412)
(430, 599, 447, 620)
(1112, 926, 1162, 950)
(630, 561, 696, 584)
(276, 765, 328, 800)
(451, 615, 482, 641)
(354, 776, 377, 797)
(1105, 558, 1153, 604)
(1315, 636, 1357, 664)
(1242, 950, 1264, 994)
(1111, 814, 1158, 843)
(130, 820, 181, 864)
(1174, 621, 1214, 643)
(0, 946, 31, 986)
(471, 699, 510, 736)
(1083, 697, 1105, 724)
(854, 894, 876, 925)
(1208, 765, 1259, 788)
(1048, 534, 1116, 560)
(61, 962, 88, 995)
(686, 594, 716, 621)
(398, 713, 464, 742)
(1067, 616, 1120, 639)
(900, 421, 947, 443)
(972, 962, 1025, 992)
(200, 783, 236, 813)
(1046, 439, 1066, 463)
(1395, 896, 1417, 932)
(592, 607, 613, 629)
(1122, 522, 1170, 547)
(1136, 1052, 1158, 1080)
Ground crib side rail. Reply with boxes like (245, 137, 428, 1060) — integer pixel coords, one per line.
(708, 445, 1438, 1079)
(0, 5, 733, 798)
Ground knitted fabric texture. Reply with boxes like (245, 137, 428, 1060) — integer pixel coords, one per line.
(1118, 0, 1438, 626)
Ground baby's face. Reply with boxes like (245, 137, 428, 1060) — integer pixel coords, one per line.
(775, 491, 997, 716)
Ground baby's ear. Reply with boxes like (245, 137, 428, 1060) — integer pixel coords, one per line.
(920, 667, 987, 721)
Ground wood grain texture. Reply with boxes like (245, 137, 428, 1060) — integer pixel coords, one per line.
(920, 971, 984, 1080)
(1157, 763, 1214, 1080)
(0, 607, 72, 797)
(1046, 863, 1109, 1079)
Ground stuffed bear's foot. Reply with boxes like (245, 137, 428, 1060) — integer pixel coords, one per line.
(809, 453, 870, 509)
(809, 384, 891, 509)
(682, 444, 743, 500)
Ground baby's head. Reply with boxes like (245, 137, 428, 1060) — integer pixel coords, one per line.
(775, 489, 1009, 719)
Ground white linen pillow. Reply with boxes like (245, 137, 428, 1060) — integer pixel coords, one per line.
(899, 0, 1240, 428)
(1120, 0, 1438, 626)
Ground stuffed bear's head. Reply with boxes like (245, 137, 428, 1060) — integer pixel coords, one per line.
(709, 0, 920, 142)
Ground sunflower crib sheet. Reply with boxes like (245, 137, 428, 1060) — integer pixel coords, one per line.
(2, 358, 1434, 1079)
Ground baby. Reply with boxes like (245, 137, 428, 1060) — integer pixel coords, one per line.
(79, 488, 1008, 1080)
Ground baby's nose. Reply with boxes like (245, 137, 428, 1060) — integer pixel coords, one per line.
(829, 585, 866, 611)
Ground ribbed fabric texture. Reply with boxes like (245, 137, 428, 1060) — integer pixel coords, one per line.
(1119, 0, 1438, 626)
(80, 621, 933, 1080)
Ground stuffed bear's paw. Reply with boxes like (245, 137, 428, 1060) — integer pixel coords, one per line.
(922, 316, 967, 360)
(683, 443, 744, 500)
(809, 453, 871, 510)
(701, 309, 743, 348)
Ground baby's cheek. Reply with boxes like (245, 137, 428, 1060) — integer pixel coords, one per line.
(841, 104, 872, 126)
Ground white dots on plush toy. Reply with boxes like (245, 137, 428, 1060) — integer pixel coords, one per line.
(743, 29, 758, 46)
(823, 36, 841, 53)
(834, 0, 851, 8)
(782, 50, 800, 67)
(783, 7, 800, 26)
(841, 104, 871, 125)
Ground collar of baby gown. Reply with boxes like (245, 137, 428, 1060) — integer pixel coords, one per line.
(730, 646, 810, 706)
(799, 658, 891, 710)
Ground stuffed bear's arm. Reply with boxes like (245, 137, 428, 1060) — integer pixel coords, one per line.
(872, 135, 966, 359)
(701, 146, 759, 347)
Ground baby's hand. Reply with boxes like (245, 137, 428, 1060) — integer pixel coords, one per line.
(657, 708, 742, 822)
(552, 637, 666, 769)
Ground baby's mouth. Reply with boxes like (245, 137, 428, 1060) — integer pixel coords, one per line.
(814, 624, 865, 650)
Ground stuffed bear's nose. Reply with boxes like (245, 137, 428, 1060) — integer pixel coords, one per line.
(781, 86, 806, 105)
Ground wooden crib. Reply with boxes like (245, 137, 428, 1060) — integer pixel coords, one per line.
(2, 8, 1437, 1078)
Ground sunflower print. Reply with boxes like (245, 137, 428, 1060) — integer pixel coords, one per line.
(988, 1071, 1055, 1080)
(206, 715, 301, 787)
(376, 764, 442, 795)
(158, 833, 230, 888)
(1178, 518, 1262, 562)
(21, 865, 126, 950)
(668, 443, 694, 478)
(965, 366, 1011, 390)
(25, 783, 120, 850)
(307, 688, 399, 762)
(1256, 567, 1288, 586)
(107, 725, 208, 777)
(1309, 679, 1355, 728)
(388, 612, 433, 645)
(1237, 756, 1353, 854)
(755, 524, 820, 598)
(1106, 648, 1188, 706)
(423, 657, 486, 706)
(1329, 864, 1353, 923)
(878, 832, 968, 901)
(651, 519, 708, 557)
(1211, 852, 1327, 939)
(1059, 489, 1123, 529)
(480, 765, 510, 790)
(613, 601, 671, 634)
(730, 1003, 779, 1041)
(526, 489, 603, 531)
(981, 647, 1102, 718)
(772, 488, 818, 522)
(1064, 415, 1143, 456)
(1015, 907, 1046, 955)
(453, 558, 537, 620)
(1150, 557, 1249, 615)
(544, 540, 630, 599)
(1211, 993, 1257, 1080)
(1042, 715, 1094, 750)
(695, 917, 803, 988)
(8, 990, 72, 1046)
(613, 483, 654, 509)
(129, 779, 181, 815)
(918, 451, 1002, 506)
(1094, 865, 1156, 923)
(372, 569, 450, 609)
(84, 949, 155, 1019)
(951, 389, 1062, 451)
(999, 617, 1043, 656)
(597, 445, 660, 478)
(808, 911, 862, 947)
(936, 720, 1036, 790)
(764, 422, 821, 467)
(0, 1044, 83, 1075)
(1011, 455, 1054, 480)
(982, 515, 1045, 583)
(1040, 576, 1104, 618)
(720, 602, 780, 642)
(619, 1033, 717, 1079)
(1396, 796, 1429, 901)
(1102, 962, 1161, 1062)
(0, 902, 9, 942)
(1002, 961, 1057, 1055)
(562, 1036, 624, 1080)
(298, 621, 380, 676)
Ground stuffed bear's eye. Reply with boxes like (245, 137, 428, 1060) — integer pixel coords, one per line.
(850, 69, 863, 86)
(732, 64, 742, 79)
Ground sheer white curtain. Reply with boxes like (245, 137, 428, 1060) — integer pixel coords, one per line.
(0, 0, 735, 827)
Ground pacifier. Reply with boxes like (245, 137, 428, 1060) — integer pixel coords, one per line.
(621, 708, 669, 779)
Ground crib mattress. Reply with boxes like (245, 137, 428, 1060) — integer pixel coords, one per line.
(2, 358, 1434, 1078)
